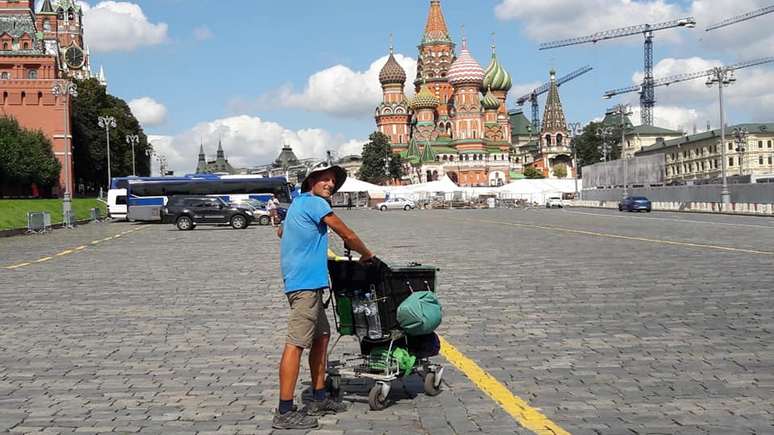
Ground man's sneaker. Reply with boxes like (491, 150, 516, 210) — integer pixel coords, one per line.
(305, 398, 348, 416)
(272, 408, 319, 430)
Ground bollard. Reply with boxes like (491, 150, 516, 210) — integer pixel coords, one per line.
(27, 211, 52, 234)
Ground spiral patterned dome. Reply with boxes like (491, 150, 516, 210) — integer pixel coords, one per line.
(379, 52, 407, 85)
(411, 84, 440, 110)
(448, 39, 485, 87)
(481, 88, 500, 110)
(483, 50, 512, 92)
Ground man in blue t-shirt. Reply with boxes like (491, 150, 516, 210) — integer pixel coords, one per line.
(273, 163, 374, 430)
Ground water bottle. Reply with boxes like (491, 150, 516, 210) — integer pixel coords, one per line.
(351, 291, 369, 338)
(364, 292, 383, 339)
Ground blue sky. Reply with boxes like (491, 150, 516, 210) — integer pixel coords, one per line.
(58, 0, 774, 174)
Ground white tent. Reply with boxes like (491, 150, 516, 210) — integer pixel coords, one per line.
(496, 179, 578, 203)
(338, 177, 387, 195)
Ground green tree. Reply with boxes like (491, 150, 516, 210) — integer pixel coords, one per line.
(554, 163, 568, 178)
(523, 166, 545, 179)
(573, 121, 624, 177)
(71, 78, 152, 192)
(357, 132, 391, 184)
(387, 153, 404, 182)
(0, 116, 61, 196)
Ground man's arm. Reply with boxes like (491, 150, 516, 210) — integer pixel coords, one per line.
(323, 213, 373, 261)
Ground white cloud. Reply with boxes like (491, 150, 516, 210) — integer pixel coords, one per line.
(128, 97, 168, 126)
(495, 0, 689, 43)
(148, 115, 364, 175)
(616, 57, 774, 127)
(193, 25, 214, 41)
(690, 0, 774, 58)
(80, 1, 168, 53)
(243, 53, 417, 118)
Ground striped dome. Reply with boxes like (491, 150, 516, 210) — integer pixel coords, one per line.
(411, 84, 439, 110)
(481, 88, 500, 110)
(448, 39, 485, 86)
(483, 51, 512, 92)
(379, 52, 406, 85)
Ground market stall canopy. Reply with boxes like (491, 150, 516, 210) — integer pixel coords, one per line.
(338, 177, 388, 195)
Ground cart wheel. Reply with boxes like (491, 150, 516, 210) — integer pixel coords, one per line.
(325, 375, 341, 399)
(368, 383, 388, 411)
(424, 372, 442, 396)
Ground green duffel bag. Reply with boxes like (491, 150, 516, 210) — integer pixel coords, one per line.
(397, 291, 442, 336)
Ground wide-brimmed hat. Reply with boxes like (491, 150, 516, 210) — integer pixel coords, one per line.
(301, 162, 347, 194)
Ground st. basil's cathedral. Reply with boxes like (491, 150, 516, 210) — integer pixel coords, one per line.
(375, 0, 575, 185)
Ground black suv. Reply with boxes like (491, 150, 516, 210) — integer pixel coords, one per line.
(161, 196, 254, 230)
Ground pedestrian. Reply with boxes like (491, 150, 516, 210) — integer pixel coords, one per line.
(266, 195, 279, 226)
(273, 162, 375, 430)
(346, 193, 353, 210)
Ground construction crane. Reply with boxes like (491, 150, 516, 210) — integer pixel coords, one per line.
(515, 65, 593, 133)
(539, 17, 697, 126)
(603, 56, 774, 99)
(706, 5, 774, 31)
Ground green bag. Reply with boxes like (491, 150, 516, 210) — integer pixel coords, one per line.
(397, 291, 442, 336)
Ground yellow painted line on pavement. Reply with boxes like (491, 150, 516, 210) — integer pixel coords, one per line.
(3, 226, 147, 270)
(564, 209, 774, 230)
(454, 217, 774, 256)
(5, 262, 31, 270)
(440, 336, 569, 435)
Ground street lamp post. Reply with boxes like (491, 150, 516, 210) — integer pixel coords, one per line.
(51, 80, 78, 227)
(706, 67, 736, 205)
(614, 104, 633, 198)
(732, 127, 748, 177)
(126, 134, 139, 176)
(97, 116, 117, 190)
(596, 126, 614, 188)
(568, 122, 584, 199)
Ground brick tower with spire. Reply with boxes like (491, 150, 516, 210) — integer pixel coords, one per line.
(536, 70, 573, 178)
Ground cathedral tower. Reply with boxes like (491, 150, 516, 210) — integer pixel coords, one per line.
(375, 47, 411, 151)
(416, 0, 455, 121)
(540, 70, 570, 152)
(483, 43, 512, 147)
(447, 38, 485, 152)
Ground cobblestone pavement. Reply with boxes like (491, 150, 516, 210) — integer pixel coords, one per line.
(1, 208, 772, 434)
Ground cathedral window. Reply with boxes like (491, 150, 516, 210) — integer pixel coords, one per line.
(0, 72, 8, 79)
(2, 42, 7, 50)
(27, 69, 37, 79)
(68, 9, 75, 21)
(22, 42, 29, 50)
(43, 20, 51, 31)
(557, 134, 563, 146)
(57, 8, 64, 20)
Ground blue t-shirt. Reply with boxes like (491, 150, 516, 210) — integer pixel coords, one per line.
(280, 193, 333, 293)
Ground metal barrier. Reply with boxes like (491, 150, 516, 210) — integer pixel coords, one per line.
(27, 212, 52, 234)
(90, 207, 101, 222)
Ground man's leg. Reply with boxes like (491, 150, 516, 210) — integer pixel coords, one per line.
(308, 334, 329, 392)
(279, 343, 303, 402)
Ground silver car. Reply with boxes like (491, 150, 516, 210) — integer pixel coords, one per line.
(376, 198, 416, 211)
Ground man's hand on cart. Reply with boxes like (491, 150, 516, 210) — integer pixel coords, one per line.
(359, 254, 377, 265)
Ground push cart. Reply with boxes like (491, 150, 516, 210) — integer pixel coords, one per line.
(325, 256, 444, 411)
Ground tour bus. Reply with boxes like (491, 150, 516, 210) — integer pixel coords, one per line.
(124, 175, 295, 222)
(108, 176, 191, 221)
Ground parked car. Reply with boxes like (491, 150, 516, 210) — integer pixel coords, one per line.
(618, 196, 652, 212)
(228, 199, 273, 225)
(376, 198, 416, 211)
(545, 196, 564, 208)
(161, 196, 255, 230)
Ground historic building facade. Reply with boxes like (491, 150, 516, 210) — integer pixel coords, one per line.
(375, 0, 515, 187)
(637, 123, 774, 184)
(0, 0, 94, 195)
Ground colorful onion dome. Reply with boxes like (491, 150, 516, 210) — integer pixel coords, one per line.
(481, 88, 500, 110)
(448, 39, 485, 87)
(411, 84, 440, 109)
(483, 49, 512, 92)
(379, 51, 407, 85)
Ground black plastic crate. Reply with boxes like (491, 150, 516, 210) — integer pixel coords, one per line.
(327, 258, 437, 334)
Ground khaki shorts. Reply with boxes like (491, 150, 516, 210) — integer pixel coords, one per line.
(286, 289, 331, 349)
